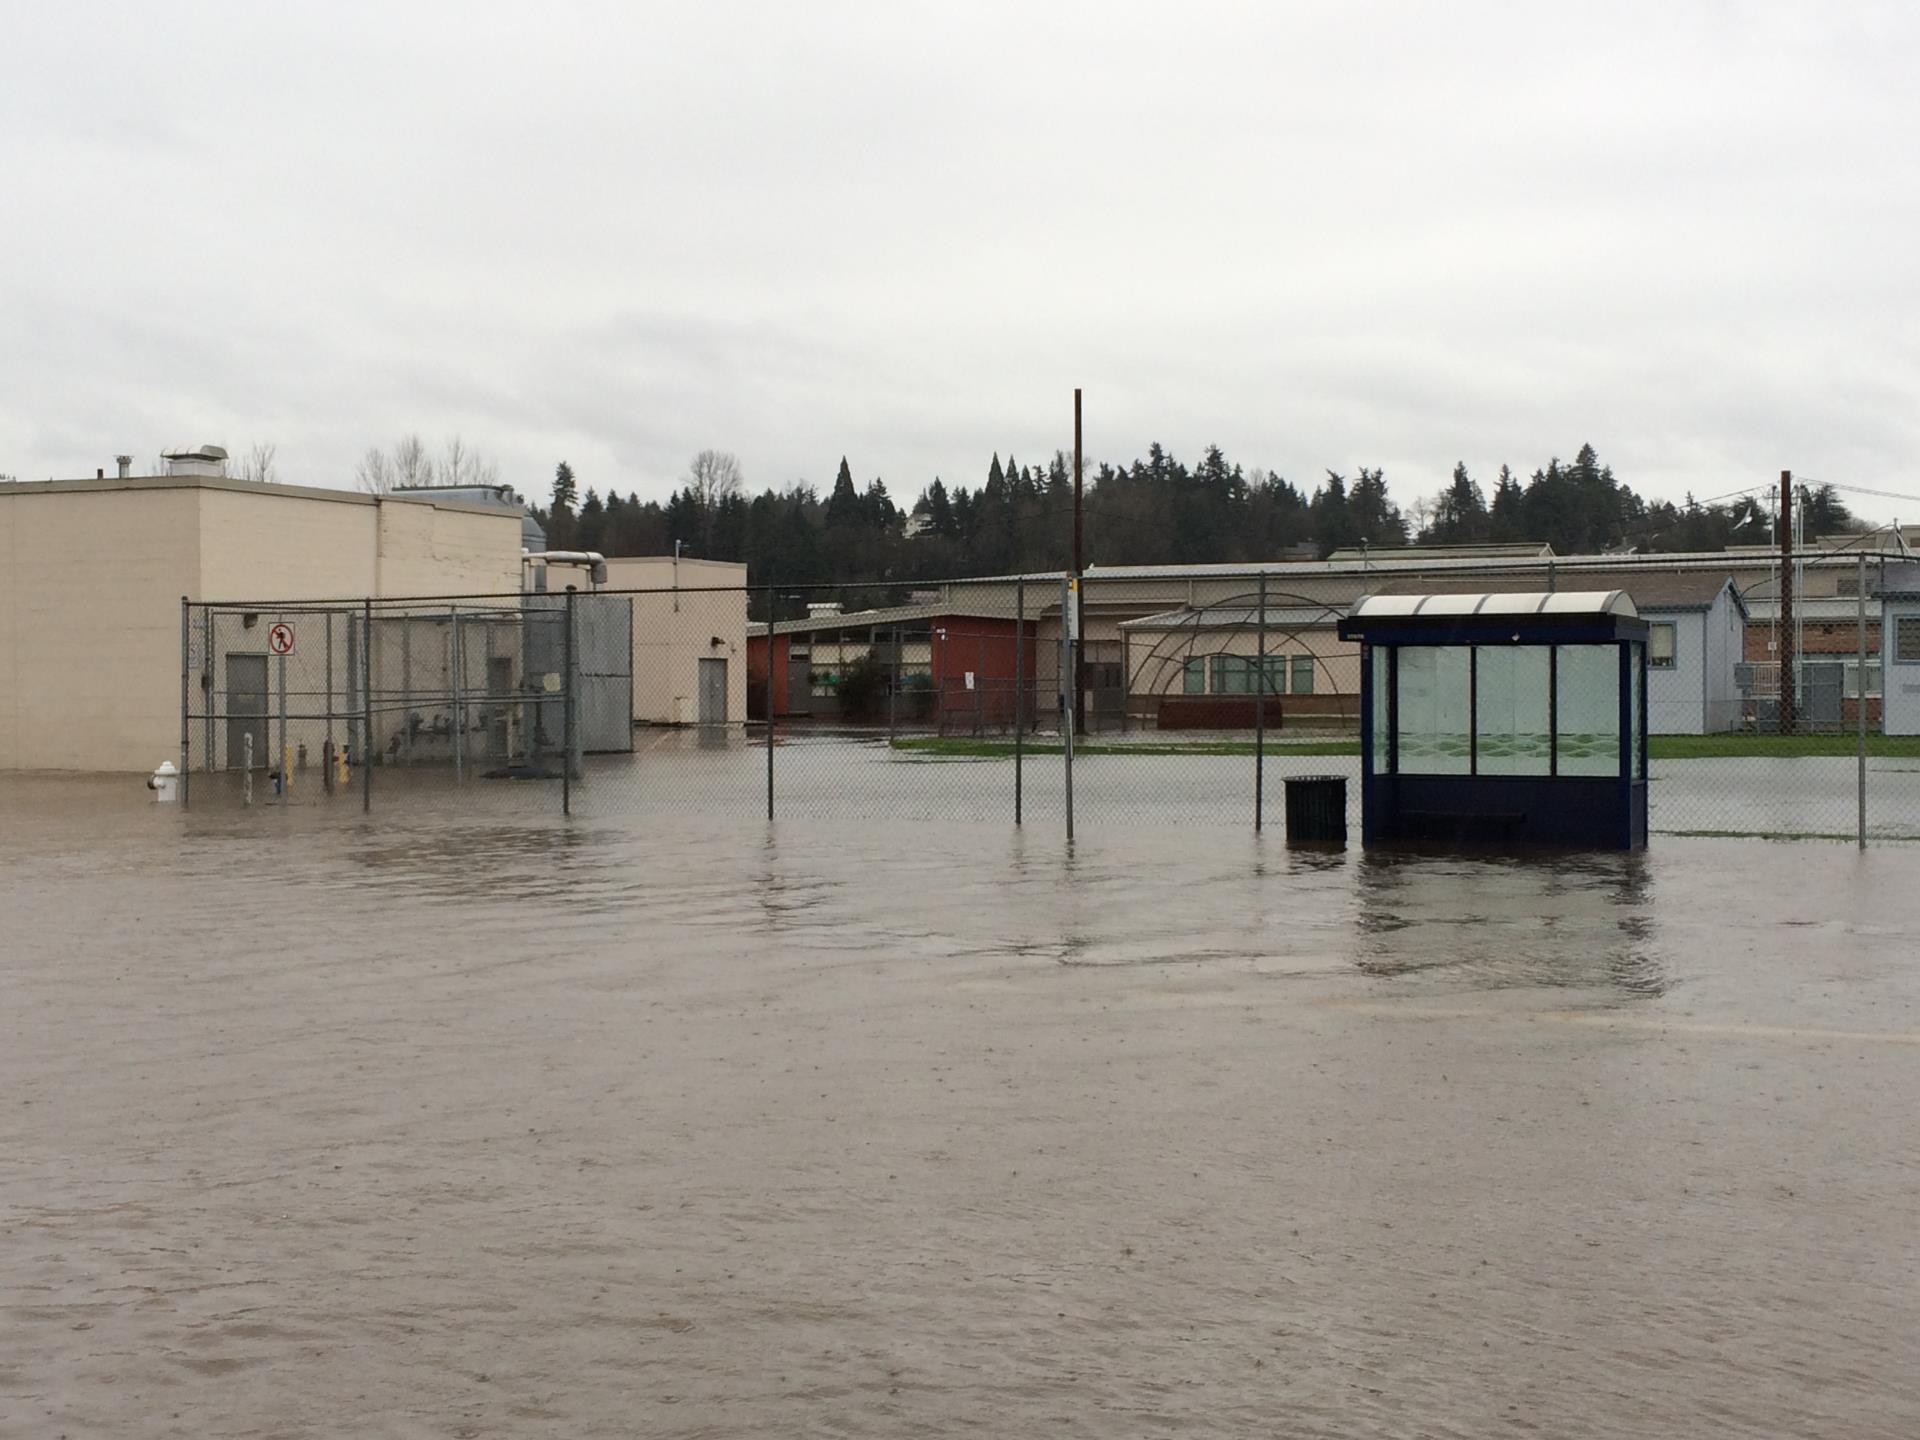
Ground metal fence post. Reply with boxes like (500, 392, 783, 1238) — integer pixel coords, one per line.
(1062, 576, 1075, 842)
(889, 625, 899, 744)
(766, 579, 776, 821)
(179, 597, 191, 809)
(277, 628, 289, 804)
(201, 607, 213, 775)
(1014, 580, 1024, 826)
(1255, 572, 1267, 832)
(450, 604, 463, 785)
(323, 608, 336, 795)
(563, 589, 575, 816)
(1858, 552, 1868, 848)
(362, 599, 373, 813)
(400, 615, 412, 766)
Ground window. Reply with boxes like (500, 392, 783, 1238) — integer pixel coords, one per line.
(1396, 645, 1472, 774)
(1209, 654, 1287, 695)
(1290, 655, 1315, 695)
(1896, 616, 1920, 664)
(1844, 660, 1882, 699)
(1556, 645, 1620, 776)
(1211, 654, 1252, 695)
(1183, 657, 1205, 694)
(1648, 622, 1676, 669)
(1475, 647, 1551, 776)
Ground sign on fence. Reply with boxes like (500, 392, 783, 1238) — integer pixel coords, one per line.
(268, 622, 296, 655)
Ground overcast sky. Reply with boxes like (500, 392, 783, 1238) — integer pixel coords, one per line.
(6, 2, 1918, 523)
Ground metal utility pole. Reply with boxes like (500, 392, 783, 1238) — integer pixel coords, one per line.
(1072, 387, 1085, 734)
(1779, 469, 1796, 734)
(1062, 574, 1075, 842)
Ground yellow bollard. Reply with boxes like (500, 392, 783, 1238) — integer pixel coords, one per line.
(336, 746, 350, 790)
(283, 747, 294, 792)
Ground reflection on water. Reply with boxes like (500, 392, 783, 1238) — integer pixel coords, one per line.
(1350, 849, 1667, 998)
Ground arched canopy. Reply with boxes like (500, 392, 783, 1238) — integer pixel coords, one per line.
(1348, 591, 1637, 620)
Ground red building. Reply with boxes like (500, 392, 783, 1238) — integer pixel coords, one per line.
(748, 604, 1040, 731)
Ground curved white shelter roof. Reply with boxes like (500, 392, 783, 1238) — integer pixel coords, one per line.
(1348, 590, 1638, 620)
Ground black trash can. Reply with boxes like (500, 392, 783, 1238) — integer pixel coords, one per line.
(1283, 774, 1348, 846)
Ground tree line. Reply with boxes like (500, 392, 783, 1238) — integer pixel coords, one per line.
(533, 441, 1857, 589)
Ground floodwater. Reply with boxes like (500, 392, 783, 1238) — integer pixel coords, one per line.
(4, 776, 1919, 1437)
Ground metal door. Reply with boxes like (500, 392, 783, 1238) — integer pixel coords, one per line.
(226, 653, 269, 769)
(486, 655, 513, 760)
(788, 656, 814, 714)
(573, 594, 636, 753)
(699, 656, 727, 726)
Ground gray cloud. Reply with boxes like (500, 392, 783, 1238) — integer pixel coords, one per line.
(5, 1, 1918, 522)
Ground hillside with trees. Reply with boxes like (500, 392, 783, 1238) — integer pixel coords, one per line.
(533, 442, 1853, 591)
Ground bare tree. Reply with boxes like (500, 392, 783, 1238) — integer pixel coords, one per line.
(357, 432, 501, 493)
(686, 449, 744, 509)
(440, 434, 473, 488)
(1407, 494, 1434, 539)
(392, 433, 435, 488)
(355, 446, 394, 494)
(239, 442, 280, 485)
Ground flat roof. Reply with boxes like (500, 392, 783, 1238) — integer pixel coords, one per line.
(1120, 604, 1344, 631)
(750, 602, 1025, 638)
(2, 473, 520, 519)
(601, 555, 747, 572)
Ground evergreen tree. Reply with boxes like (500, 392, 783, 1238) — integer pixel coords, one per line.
(1311, 472, 1356, 558)
(825, 458, 861, 530)
(924, 477, 955, 536)
(1488, 465, 1525, 542)
(548, 461, 579, 548)
(1803, 483, 1856, 539)
(863, 478, 898, 532)
(576, 488, 605, 551)
(1426, 462, 1489, 544)
(1349, 468, 1407, 547)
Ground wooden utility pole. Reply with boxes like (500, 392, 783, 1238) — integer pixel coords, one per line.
(1072, 388, 1085, 733)
(1779, 469, 1796, 733)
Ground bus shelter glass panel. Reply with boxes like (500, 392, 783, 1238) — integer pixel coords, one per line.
(1555, 644, 1620, 776)
(1631, 649, 1645, 779)
(1475, 646, 1551, 775)
(1396, 645, 1471, 774)
(1370, 646, 1389, 773)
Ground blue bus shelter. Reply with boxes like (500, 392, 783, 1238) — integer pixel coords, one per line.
(1338, 591, 1650, 849)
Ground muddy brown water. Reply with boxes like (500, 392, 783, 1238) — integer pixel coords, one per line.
(4, 775, 1918, 1437)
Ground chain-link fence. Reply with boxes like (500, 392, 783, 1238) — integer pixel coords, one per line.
(180, 560, 1920, 843)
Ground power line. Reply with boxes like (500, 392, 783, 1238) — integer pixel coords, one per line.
(1819, 481, 1920, 508)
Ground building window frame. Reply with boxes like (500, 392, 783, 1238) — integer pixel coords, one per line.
(1648, 621, 1677, 670)
(1894, 615, 1920, 665)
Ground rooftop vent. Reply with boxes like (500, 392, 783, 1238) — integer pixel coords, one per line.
(161, 444, 229, 478)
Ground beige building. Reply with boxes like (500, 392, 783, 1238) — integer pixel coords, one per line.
(600, 556, 748, 725)
(1, 472, 524, 771)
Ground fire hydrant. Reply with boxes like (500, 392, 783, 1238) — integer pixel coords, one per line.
(147, 760, 180, 803)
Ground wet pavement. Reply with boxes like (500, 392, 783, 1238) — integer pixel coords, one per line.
(3, 775, 1918, 1437)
